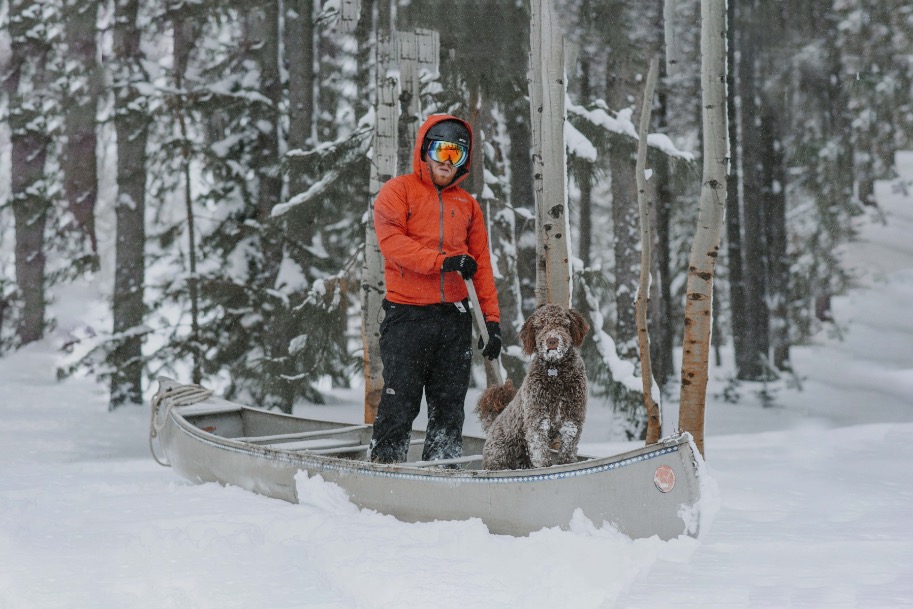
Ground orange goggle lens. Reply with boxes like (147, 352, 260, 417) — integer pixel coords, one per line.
(427, 140, 468, 167)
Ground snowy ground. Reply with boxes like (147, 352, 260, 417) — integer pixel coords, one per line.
(2, 154, 913, 608)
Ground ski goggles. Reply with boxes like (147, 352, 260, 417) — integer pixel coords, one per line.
(426, 140, 469, 167)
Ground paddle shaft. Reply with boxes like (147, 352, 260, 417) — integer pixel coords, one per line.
(465, 278, 504, 385)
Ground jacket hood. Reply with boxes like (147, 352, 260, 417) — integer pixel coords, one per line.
(413, 114, 473, 189)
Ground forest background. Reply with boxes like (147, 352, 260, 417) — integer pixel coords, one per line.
(1, 0, 911, 439)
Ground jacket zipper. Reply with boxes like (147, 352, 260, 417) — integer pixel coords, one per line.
(438, 188, 446, 302)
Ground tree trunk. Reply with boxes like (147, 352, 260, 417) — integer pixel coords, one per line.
(651, 0, 675, 390)
(353, 0, 374, 119)
(635, 56, 662, 445)
(396, 28, 437, 173)
(339, 0, 361, 33)
(506, 97, 536, 312)
(249, 2, 292, 411)
(396, 31, 419, 172)
(761, 106, 790, 370)
(63, 0, 100, 255)
(284, 0, 318, 285)
(286, 0, 315, 154)
(725, 0, 748, 378)
(6, 0, 52, 346)
(173, 11, 201, 385)
(528, 0, 546, 306)
(529, 0, 570, 308)
(362, 0, 397, 423)
(736, 0, 770, 381)
(679, 0, 727, 458)
(489, 105, 526, 385)
(110, 0, 150, 407)
(663, 0, 682, 76)
(578, 57, 593, 268)
(607, 53, 639, 355)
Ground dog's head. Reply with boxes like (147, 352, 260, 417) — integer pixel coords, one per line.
(519, 304, 589, 362)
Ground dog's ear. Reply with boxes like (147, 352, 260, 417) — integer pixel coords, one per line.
(568, 309, 590, 347)
(519, 314, 537, 355)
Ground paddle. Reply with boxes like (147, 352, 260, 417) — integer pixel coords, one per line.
(465, 278, 504, 386)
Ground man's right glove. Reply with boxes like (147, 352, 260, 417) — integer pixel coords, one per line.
(479, 321, 502, 360)
(442, 254, 477, 280)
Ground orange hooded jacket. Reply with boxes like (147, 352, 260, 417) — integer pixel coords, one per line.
(373, 114, 500, 323)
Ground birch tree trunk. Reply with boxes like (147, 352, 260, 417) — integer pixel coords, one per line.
(635, 56, 662, 446)
(396, 29, 438, 172)
(396, 31, 419, 171)
(63, 0, 100, 255)
(110, 0, 150, 407)
(6, 0, 52, 346)
(678, 0, 727, 457)
(663, 0, 681, 76)
(529, 0, 570, 308)
(362, 4, 398, 422)
(339, 0, 361, 33)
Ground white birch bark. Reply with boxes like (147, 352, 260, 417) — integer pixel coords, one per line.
(664, 0, 681, 76)
(362, 76, 399, 423)
(529, 0, 570, 308)
(678, 0, 728, 457)
(396, 29, 438, 170)
(340, 0, 361, 33)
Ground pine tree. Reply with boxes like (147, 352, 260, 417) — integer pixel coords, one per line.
(62, 0, 100, 257)
(4, 0, 57, 346)
(109, 0, 151, 407)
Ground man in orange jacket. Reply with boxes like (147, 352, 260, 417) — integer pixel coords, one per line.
(369, 114, 501, 464)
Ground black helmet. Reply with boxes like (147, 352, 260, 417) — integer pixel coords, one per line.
(424, 120, 470, 149)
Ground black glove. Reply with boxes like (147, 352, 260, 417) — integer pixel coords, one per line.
(442, 254, 477, 280)
(478, 321, 502, 360)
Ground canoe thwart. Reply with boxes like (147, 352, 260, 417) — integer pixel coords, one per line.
(236, 424, 370, 444)
(407, 454, 484, 468)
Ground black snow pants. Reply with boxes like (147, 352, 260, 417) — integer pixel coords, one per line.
(369, 299, 473, 464)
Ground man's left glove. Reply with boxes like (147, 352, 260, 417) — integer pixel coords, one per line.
(442, 254, 477, 279)
(478, 321, 502, 360)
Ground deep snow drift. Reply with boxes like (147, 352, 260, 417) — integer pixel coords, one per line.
(2, 155, 913, 608)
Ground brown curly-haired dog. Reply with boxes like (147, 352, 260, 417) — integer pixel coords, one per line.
(476, 304, 589, 470)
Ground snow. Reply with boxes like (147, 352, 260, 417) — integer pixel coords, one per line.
(3, 161, 913, 608)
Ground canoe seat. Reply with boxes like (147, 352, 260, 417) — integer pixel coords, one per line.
(265, 438, 364, 452)
(178, 403, 242, 417)
(290, 438, 423, 456)
(236, 424, 370, 444)
(406, 454, 483, 468)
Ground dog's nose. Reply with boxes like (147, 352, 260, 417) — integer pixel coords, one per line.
(546, 337, 559, 350)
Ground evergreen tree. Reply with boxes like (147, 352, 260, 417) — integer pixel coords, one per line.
(4, 0, 57, 346)
(62, 0, 100, 258)
(109, 0, 151, 408)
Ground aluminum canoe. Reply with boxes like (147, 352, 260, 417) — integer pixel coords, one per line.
(151, 378, 705, 540)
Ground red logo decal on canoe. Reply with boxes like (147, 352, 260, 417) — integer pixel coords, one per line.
(201, 426, 217, 433)
(654, 465, 676, 493)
